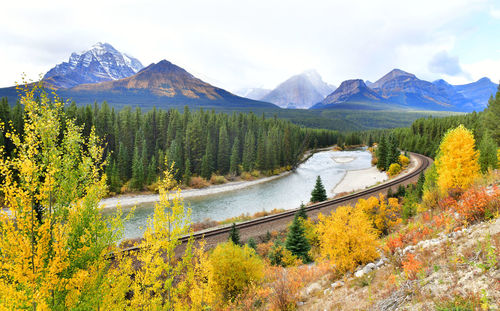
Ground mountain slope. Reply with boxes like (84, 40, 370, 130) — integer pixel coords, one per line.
(369, 69, 459, 111)
(44, 42, 143, 89)
(311, 79, 399, 110)
(234, 88, 271, 100)
(57, 60, 277, 110)
(454, 77, 499, 111)
(262, 70, 335, 109)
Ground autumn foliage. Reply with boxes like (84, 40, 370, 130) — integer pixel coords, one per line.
(316, 205, 380, 272)
(435, 125, 480, 195)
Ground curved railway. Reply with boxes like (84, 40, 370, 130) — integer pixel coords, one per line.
(120, 152, 432, 255)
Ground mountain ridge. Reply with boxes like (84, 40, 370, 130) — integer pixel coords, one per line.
(44, 42, 143, 89)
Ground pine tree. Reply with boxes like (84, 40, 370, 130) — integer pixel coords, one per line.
(229, 137, 240, 175)
(296, 202, 307, 220)
(228, 223, 240, 245)
(242, 131, 255, 171)
(483, 85, 500, 145)
(183, 158, 192, 185)
(217, 125, 230, 174)
(247, 238, 257, 250)
(416, 171, 425, 199)
(478, 131, 498, 173)
(146, 155, 157, 185)
(386, 135, 399, 169)
(310, 176, 327, 203)
(376, 135, 388, 170)
(285, 213, 311, 263)
(131, 144, 144, 190)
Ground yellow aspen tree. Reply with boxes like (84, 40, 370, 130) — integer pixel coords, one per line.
(316, 205, 379, 273)
(0, 81, 125, 310)
(206, 242, 265, 306)
(355, 194, 401, 235)
(435, 125, 480, 194)
(126, 160, 196, 310)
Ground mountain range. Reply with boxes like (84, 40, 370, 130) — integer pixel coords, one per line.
(0, 43, 276, 111)
(0, 43, 497, 113)
(312, 69, 498, 112)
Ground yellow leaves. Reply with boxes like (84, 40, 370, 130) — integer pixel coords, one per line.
(0, 81, 124, 309)
(207, 242, 265, 304)
(356, 194, 401, 235)
(316, 205, 380, 273)
(398, 154, 410, 167)
(436, 124, 480, 194)
(387, 163, 402, 177)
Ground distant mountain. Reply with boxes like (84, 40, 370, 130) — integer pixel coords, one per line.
(44, 42, 143, 89)
(235, 87, 271, 100)
(261, 70, 336, 109)
(368, 69, 472, 111)
(311, 79, 399, 110)
(55, 60, 277, 110)
(453, 78, 498, 111)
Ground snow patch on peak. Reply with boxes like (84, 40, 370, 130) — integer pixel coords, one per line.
(44, 42, 144, 89)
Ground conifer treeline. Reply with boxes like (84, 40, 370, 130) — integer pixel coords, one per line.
(0, 98, 338, 192)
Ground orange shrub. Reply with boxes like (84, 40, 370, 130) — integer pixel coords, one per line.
(454, 186, 500, 224)
(402, 253, 423, 280)
(209, 174, 227, 185)
(386, 234, 404, 254)
(385, 223, 434, 254)
(189, 176, 209, 188)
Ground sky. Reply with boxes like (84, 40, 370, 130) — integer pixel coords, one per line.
(1, 0, 500, 91)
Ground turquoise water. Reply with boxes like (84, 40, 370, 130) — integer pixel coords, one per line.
(105, 150, 373, 239)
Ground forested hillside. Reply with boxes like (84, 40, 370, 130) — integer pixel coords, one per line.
(359, 85, 500, 160)
(0, 97, 338, 194)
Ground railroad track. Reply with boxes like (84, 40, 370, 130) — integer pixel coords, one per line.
(119, 152, 431, 255)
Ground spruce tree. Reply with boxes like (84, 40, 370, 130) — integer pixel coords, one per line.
(478, 131, 498, 173)
(247, 238, 257, 250)
(386, 135, 399, 169)
(296, 202, 307, 220)
(183, 158, 191, 185)
(483, 85, 500, 145)
(310, 176, 327, 203)
(376, 135, 388, 170)
(228, 223, 240, 245)
(242, 131, 255, 171)
(229, 137, 240, 175)
(416, 171, 425, 199)
(217, 124, 230, 174)
(285, 213, 311, 263)
(131, 144, 144, 190)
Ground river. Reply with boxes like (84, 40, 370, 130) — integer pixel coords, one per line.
(103, 149, 375, 240)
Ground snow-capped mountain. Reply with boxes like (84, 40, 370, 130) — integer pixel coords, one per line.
(234, 87, 271, 100)
(43, 42, 143, 89)
(261, 70, 336, 109)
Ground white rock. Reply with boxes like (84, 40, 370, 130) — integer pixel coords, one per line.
(376, 259, 385, 267)
(331, 281, 344, 289)
(354, 270, 365, 278)
(363, 263, 376, 274)
(305, 282, 322, 295)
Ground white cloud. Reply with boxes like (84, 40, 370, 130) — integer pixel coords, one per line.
(462, 59, 500, 83)
(0, 0, 497, 89)
(491, 7, 500, 18)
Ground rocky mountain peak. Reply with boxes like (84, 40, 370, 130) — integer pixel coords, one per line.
(43, 42, 143, 89)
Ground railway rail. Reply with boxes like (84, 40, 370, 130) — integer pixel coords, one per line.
(118, 152, 431, 255)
